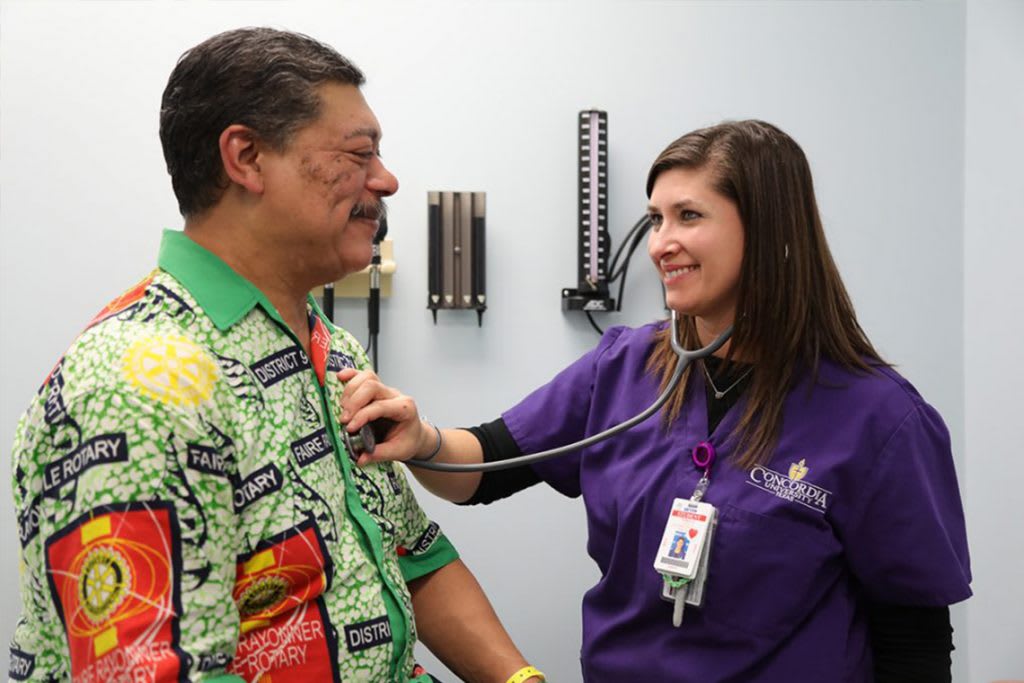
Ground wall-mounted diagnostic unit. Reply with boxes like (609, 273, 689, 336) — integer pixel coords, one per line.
(427, 191, 487, 325)
(562, 109, 614, 312)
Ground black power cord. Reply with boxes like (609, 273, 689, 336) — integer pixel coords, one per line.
(609, 214, 653, 312)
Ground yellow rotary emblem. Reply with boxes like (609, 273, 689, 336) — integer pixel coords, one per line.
(78, 547, 131, 624)
(123, 335, 218, 407)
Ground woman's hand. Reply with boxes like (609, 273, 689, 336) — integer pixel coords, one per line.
(336, 368, 436, 466)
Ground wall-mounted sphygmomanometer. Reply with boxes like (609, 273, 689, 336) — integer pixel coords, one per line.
(562, 110, 615, 314)
(427, 191, 487, 326)
(563, 109, 655, 335)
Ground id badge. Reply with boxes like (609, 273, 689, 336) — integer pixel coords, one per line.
(662, 508, 717, 607)
(653, 498, 715, 580)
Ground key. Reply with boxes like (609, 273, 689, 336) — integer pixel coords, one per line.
(673, 583, 689, 627)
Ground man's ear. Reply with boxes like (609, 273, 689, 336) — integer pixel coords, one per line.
(219, 124, 266, 195)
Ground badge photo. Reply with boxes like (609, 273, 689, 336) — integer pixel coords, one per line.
(653, 498, 715, 579)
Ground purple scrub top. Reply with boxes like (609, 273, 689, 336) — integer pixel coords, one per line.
(502, 324, 971, 683)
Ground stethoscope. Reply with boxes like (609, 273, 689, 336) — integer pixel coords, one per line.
(347, 310, 729, 473)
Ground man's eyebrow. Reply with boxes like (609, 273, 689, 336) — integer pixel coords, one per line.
(345, 127, 380, 142)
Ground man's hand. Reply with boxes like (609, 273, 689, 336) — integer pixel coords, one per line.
(336, 368, 436, 466)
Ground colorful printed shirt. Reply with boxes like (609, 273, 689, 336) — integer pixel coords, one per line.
(8, 230, 456, 683)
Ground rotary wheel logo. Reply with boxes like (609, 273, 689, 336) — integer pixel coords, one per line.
(237, 575, 289, 617)
(78, 547, 131, 624)
(122, 335, 218, 407)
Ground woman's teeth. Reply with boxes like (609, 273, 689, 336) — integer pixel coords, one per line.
(665, 265, 698, 278)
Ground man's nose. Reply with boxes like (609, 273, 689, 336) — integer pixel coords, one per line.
(368, 158, 399, 197)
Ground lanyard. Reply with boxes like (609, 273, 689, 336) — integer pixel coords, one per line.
(690, 441, 717, 502)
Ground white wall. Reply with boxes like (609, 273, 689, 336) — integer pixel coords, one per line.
(0, 0, 983, 680)
(964, 1, 1024, 681)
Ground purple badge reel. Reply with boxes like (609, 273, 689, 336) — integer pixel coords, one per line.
(691, 440, 715, 501)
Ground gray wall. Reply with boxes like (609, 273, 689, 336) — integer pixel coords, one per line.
(0, 0, 1012, 680)
(964, 1, 1024, 681)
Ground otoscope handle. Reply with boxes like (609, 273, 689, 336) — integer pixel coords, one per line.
(322, 282, 335, 322)
(368, 277, 380, 335)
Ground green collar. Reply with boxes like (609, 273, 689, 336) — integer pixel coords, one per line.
(158, 229, 333, 334)
(157, 229, 271, 331)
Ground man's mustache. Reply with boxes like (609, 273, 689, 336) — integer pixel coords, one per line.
(350, 200, 387, 222)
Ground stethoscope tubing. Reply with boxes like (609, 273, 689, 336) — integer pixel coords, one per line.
(407, 311, 733, 473)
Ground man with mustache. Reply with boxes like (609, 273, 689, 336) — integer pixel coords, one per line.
(7, 28, 542, 683)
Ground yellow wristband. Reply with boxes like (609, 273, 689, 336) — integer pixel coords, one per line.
(505, 666, 545, 683)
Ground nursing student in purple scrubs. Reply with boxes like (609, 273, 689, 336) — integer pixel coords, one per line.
(338, 120, 972, 682)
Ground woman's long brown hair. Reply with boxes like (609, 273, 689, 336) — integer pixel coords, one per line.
(644, 120, 884, 469)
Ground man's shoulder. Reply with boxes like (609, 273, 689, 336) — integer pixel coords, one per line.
(71, 269, 198, 335)
(54, 271, 211, 396)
